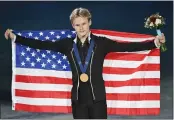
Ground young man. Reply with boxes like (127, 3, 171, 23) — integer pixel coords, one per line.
(5, 7, 165, 119)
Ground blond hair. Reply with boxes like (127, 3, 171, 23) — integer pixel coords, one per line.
(70, 7, 92, 24)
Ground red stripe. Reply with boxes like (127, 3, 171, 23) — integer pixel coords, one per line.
(148, 49, 160, 56)
(91, 29, 155, 38)
(15, 103, 72, 113)
(103, 64, 160, 74)
(15, 75, 159, 86)
(105, 49, 160, 60)
(104, 78, 160, 87)
(16, 75, 72, 84)
(15, 89, 160, 100)
(15, 104, 159, 115)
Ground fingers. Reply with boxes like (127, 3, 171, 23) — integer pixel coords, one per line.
(4, 29, 13, 40)
(4, 29, 9, 40)
(157, 33, 165, 43)
(160, 33, 165, 43)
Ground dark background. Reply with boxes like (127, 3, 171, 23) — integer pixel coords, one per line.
(0, 1, 173, 106)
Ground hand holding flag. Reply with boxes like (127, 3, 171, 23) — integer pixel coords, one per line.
(4, 29, 15, 40)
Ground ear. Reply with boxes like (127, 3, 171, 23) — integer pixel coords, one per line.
(89, 20, 92, 26)
(72, 23, 75, 29)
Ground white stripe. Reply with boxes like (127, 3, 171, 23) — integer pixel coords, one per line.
(105, 86, 160, 93)
(12, 42, 16, 110)
(103, 71, 160, 81)
(103, 56, 160, 68)
(15, 82, 72, 91)
(15, 96, 160, 108)
(15, 97, 71, 106)
(93, 33, 155, 42)
(107, 100, 160, 108)
(15, 82, 160, 93)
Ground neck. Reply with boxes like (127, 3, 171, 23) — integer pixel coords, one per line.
(80, 37, 87, 43)
(78, 32, 90, 43)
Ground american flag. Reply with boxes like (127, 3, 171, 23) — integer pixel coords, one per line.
(11, 29, 160, 115)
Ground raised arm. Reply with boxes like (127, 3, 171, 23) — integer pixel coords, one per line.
(102, 34, 165, 53)
(5, 29, 68, 54)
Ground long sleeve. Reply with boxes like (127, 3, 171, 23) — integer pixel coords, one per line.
(103, 37, 157, 53)
(14, 35, 68, 54)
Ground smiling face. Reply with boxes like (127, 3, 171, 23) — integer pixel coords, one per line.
(72, 16, 91, 39)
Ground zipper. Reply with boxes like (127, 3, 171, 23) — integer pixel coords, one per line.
(71, 48, 79, 100)
(90, 51, 95, 100)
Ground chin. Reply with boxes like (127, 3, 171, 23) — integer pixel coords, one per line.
(79, 34, 85, 38)
(77, 32, 88, 38)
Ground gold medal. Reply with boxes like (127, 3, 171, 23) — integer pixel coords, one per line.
(80, 73, 89, 82)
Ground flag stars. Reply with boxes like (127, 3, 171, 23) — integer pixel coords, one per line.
(21, 61, 25, 66)
(45, 36, 50, 40)
(47, 58, 51, 63)
(31, 62, 35, 67)
(41, 62, 46, 68)
(36, 49, 40, 52)
(34, 36, 39, 40)
(31, 52, 36, 57)
(57, 59, 62, 64)
(67, 34, 71, 38)
(46, 50, 51, 54)
(61, 31, 65, 34)
(41, 53, 46, 58)
(26, 47, 31, 51)
(62, 64, 67, 69)
(52, 54, 56, 59)
(52, 64, 56, 69)
(21, 51, 25, 56)
(72, 31, 76, 34)
(39, 32, 43, 36)
(17, 32, 22, 36)
(56, 35, 61, 39)
(16, 30, 75, 70)
(62, 55, 67, 59)
(52, 39, 56, 42)
(28, 32, 33, 36)
(36, 57, 41, 62)
(26, 56, 30, 61)
(50, 31, 55, 35)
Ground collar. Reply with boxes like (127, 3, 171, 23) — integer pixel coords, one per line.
(73, 31, 91, 44)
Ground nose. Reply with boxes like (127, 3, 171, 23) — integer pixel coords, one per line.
(80, 25, 83, 31)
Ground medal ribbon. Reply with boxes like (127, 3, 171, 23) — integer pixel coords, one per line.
(73, 40, 94, 73)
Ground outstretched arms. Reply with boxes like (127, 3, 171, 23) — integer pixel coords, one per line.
(102, 33, 165, 53)
(5, 29, 68, 54)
